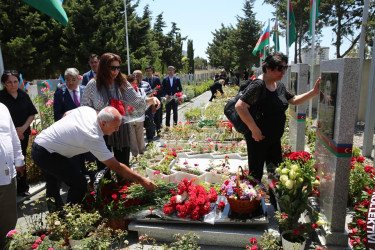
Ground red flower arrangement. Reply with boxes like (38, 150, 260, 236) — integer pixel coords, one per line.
(110, 98, 125, 116)
(163, 178, 218, 220)
(283, 150, 311, 164)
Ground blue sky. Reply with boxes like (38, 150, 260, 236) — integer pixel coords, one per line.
(135, 0, 352, 62)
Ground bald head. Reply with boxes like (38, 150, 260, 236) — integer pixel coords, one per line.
(98, 107, 122, 122)
(98, 107, 122, 135)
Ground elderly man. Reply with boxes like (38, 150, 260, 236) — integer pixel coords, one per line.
(54, 68, 85, 121)
(133, 69, 155, 142)
(31, 106, 157, 211)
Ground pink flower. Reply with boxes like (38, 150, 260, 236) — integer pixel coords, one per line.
(153, 170, 161, 175)
(6, 230, 18, 238)
(32, 244, 38, 249)
(249, 237, 257, 244)
(35, 239, 42, 244)
(250, 246, 258, 250)
(46, 99, 54, 106)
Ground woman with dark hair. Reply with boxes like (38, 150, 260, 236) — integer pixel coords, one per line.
(235, 52, 321, 181)
(81, 53, 160, 166)
(0, 70, 37, 196)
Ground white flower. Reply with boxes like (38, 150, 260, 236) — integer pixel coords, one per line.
(285, 180, 294, 189)
(280, 175, 289, 184)
(54, 220, 61, 226)
(291, 164, 299, 171)
(281, 168, 289, 174)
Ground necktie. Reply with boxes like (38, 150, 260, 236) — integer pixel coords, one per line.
(73, 90, 80, 107)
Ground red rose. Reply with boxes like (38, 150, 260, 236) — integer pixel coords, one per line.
(111, 194, 118, 200)
(113, 204, 119, 210)
(357, 219, 366, 229)
(110, 99, 125, 116)
(218, 201, 226, 211)
(250, 246, 258, 250)
(364, 165, 374, 173)
(312, 223, 318, 228)
(356, 156, 365, 163)
(293, 229, 300, 235)
(156, 85, 161, 90)
(249, 237, 257, 244)
(103, 198, 110, 204)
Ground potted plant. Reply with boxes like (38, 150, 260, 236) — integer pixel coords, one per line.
(274, 151, 322, 248)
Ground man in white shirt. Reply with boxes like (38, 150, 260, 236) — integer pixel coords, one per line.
(32, 106, 157, 211)
(0, 103, 25, 249)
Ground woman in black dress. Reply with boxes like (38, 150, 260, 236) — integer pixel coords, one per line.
(0, 70, 38, 196)
(235, 52, 321, 181)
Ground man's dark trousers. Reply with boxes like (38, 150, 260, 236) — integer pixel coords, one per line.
(31, 143, 87, 211)
(165, 99, 178, 127)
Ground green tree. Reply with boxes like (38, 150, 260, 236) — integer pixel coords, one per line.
(187, 39, 194, 73)
(194, 57, 208, 70)
(319, 0, 375, 58)
(153, 13, 167, 73)
(234, 0, 261, 71)
(206, 24, 237, 72)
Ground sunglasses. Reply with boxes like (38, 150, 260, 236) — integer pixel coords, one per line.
(277, 65, 288, 72)
(3, 70, 18, 75)
(109, 66, 121, 71)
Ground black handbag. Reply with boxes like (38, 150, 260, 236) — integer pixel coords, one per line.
(144, 115, 153, 129)
(224, 79, 265, 135)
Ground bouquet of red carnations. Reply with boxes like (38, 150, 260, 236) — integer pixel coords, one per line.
(163, 178, 218, 220)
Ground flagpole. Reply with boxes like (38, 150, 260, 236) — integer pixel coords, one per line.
(286, 0, 290, 60)
(123, 0, 131, 75)
(309, 0, 317, 118)
(0, 45, 4, 76)
(268, 19, 271, 54)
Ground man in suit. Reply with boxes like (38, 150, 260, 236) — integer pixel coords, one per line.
(162, 66, 182, 127)
(54, 68, 85, 121)
(81, 54, 99, 86)
(54, 68, 95, 183)
(143, 66, 162, 135)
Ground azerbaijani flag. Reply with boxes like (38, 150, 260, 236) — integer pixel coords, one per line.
(309, 0, 321, 36)
(252, 25, 270, 58)
(59, 74, 66, 84)
(38, 80, 51, 89)
(22, 0, 68, 26)
(288, 0, 296, 47)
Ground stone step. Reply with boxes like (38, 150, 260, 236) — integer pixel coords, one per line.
(128, 203, 278, 248)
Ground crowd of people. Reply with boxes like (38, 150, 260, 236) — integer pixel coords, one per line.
(0, 52, 187, 248)
(0, 51, 322, 249)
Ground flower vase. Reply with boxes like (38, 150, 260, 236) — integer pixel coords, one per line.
(105, 216, 131, 231)
(281, 230, 306, 250)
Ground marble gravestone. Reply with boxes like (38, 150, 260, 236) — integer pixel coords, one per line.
(289, 64, 309, 152)
(315, 58, 360, 247)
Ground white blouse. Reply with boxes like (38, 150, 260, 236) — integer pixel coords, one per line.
(0, 103, 24, 186)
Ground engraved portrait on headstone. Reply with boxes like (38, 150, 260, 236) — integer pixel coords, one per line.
(317, 72, 338, 139)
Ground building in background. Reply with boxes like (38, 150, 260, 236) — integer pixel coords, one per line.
(301, 46, 330, 65)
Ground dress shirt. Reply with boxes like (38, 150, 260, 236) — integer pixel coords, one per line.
(34, 106, 114, 162)
(169, 77, 174, 88)
(67, 87, 80, 104)
(0, 103, 24, 185)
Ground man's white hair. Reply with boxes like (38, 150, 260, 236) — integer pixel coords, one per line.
(98, 107, 121, 122)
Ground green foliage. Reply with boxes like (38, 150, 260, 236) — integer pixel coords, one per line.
(206, 1, 260, 71)
(348, 154, 375, 205)
(187, 39, 194, 74)
(0, 0, 188, 79)
(184, 106, 203, 122)
(169, 233, 200, 250)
